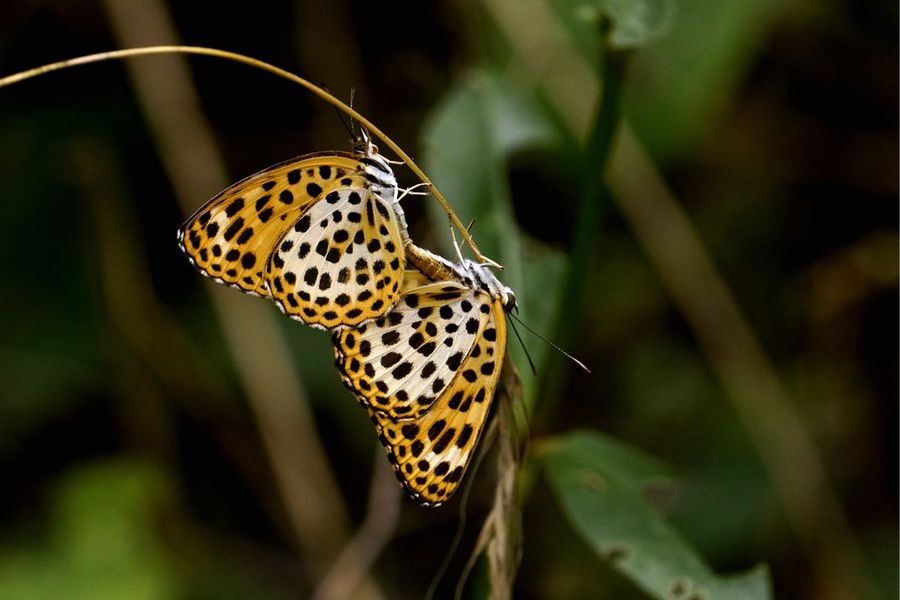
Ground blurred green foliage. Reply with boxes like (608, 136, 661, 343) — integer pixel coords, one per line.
(0, 0, 896, 598)
(553, 0, 675, 53)
(0, 460, 180, 600)
(625, 0, 783, 160)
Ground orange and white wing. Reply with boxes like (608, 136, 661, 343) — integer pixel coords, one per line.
(334, 271, 507, 506)
(178, 151, 407, 329)
(177, 152, 363, 296)
(333, 271, 499, 418)
(266, 181, 405, 330)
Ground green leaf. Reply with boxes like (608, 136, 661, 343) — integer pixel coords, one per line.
(538, 431, 772, 600)
(0, 459, 182, 600)
(421, 70, 559, 258)
(420, 70, 566, 403)
(552, 0, 676, 56)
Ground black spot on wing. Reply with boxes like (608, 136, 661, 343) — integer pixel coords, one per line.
(225, 197, 245, 217)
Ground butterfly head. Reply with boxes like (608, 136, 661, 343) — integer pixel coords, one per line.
(462, 259, 516, 311)
(351, 126, 372, 153)
(503, 289, 517, 311)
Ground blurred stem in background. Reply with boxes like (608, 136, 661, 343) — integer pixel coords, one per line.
(100, 0, 391, 596)
(485, 0, 878, 597)
(0, 0, 894, 598)
(608, 126, 877, 599)
(536, 23, 628, 422)
(311, 451, 401, 600)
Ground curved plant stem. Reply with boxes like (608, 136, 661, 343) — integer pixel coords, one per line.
(311, 449, 401, 600)
(0, 47, 493, 267)
(457, 357, 524, 600)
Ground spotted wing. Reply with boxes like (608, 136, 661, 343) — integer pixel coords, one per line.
(266, 181, 405, 330)
(177, 152, 363, 296)
(333, 271, 499, 418)
(359, 292, 506, 506)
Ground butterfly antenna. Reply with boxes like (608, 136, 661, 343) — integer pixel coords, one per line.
(348, 87, 359, 141)
(347, 88, 372, 153)
(321, 82, 356, 146)
(507, 316, 538, 376)
(509, 313, 591, 374)
(462, 219, 499, 271)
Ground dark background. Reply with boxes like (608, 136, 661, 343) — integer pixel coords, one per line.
(0, 1, 896, 598)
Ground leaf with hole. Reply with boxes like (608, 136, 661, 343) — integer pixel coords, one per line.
(538, 430, 772, 600)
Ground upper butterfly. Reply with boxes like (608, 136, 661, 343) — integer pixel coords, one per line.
(333, 244, 516, 506)
(177, 136, 409, 330)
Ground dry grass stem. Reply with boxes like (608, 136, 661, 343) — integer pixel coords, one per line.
(99, 0, 381, 593)
(311, 449, 402, 600)
(608, 125, 875, 599)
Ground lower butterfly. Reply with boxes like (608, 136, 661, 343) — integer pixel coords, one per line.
(333, 244, 515, 506)
(177, 136, 409, 330)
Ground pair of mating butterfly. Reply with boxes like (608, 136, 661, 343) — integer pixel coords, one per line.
(177, 133, 515, 506)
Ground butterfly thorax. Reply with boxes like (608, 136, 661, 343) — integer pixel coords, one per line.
(358, 152, 397, 201)
(356, 147, 412, 245)
(405, 242, 516, 310)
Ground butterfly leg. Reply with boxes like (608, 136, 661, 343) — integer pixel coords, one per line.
(396, 182, 432, 201)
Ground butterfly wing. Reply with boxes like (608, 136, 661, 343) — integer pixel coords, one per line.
(334, 271, 507, 506)
(266, 179, 406, 330)
(177, 152, 363, 296)
(333, 271, 499, 418)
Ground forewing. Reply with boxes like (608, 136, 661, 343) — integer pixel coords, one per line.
(177, 152, 362, 295)
(267, 182, 405, 329)
(334, 272, 495, 418)
(367, 297, 507, 506)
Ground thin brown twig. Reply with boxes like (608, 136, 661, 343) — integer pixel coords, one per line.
(311, 448, 402, 600)
(0, 47, 493, 267)
(98, 0, 381, 592)
(458, 357, 523, 600)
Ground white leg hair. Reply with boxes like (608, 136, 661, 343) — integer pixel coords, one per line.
(396, 182, 432, 201)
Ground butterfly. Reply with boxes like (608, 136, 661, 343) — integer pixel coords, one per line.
(333, 244, 516, 506)
(177, 136, 410, 330)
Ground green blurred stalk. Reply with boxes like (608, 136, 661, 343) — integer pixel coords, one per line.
(536, 34, 629, 420)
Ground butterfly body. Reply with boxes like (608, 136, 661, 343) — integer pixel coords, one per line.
(177, 139, 516, 506)
(334, 245, 514, 506)
(405, 243, 516, 311)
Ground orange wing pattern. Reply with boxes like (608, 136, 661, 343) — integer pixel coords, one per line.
(178, 152, 364, 296)
(334, 269, 508, 505)
(266, 178, 405, 329)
